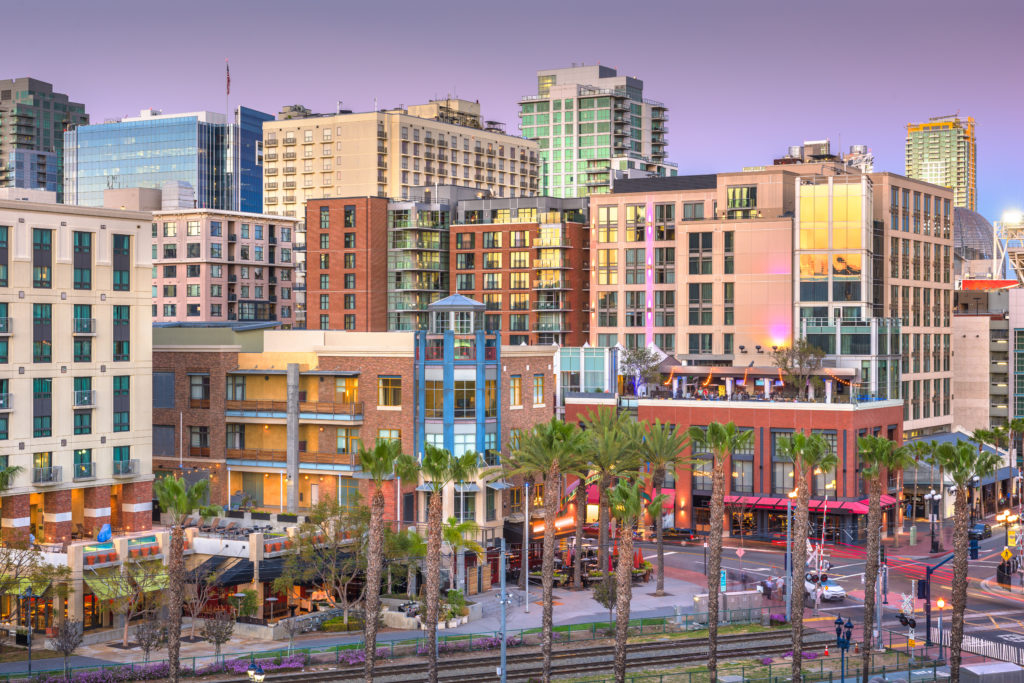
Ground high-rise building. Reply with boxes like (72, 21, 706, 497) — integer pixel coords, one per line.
(0, 78, 88, 202)
(150, 208, 299, 325)
(518, 65, 677, 199)
(261, 100, 539, 217)
(588, 162, 954, 436)
(0, 198, 154, 547)
(905, 115, 977, 211)
(64, 107, 272, 212)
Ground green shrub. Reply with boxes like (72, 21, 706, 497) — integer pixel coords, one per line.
(321, 617, 363, 632)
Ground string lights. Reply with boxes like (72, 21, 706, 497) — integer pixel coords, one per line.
(824, 368, 861, 387)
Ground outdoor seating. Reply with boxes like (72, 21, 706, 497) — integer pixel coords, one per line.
(200, 517, 219, 532)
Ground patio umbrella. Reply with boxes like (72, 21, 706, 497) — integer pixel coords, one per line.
(637, 546, 645, 567)
(633, 549, 641, 569)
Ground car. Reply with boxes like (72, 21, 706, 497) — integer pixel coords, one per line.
(662, 527, 701, 544)
(969, 523, 992, 540)
(805, 577, 846, 602)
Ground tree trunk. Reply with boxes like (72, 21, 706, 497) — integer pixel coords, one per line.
(706, 456, 726, 682)
(653, 467, 666, 596)
(574, 483, 586, 590)
(790, 473, 811, 683)
(426, 491, 444, 683)
(861, 476, 882, 683)
(363, 486, 385, 683)
(167, 523, 184, 683)
(599, 474, 611, 580)
(540, 467, 558, 682)
(614, 518, 634, 683)
(949, 489, 970, 682)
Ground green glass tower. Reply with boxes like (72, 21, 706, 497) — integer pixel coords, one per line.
(519, 65, 676, 198)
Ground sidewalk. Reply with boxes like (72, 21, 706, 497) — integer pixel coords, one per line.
(69, 574, 708, 666)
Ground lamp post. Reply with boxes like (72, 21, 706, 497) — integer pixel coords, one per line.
(997, 509, 1019, 547)
(936, 597, 946, 663)
(969, 475, 981, 524)
(834, 614, 853, 681)
(247, 663, 265, 683)
(924, 489, 941, 553)
(21, 587, 34, 675)
(265, 596, 279, 621)
(523, 481, 530, 614)
(785, 489, 797, 623)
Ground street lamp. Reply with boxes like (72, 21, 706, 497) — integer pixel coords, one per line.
(834, 614, 854, 681)
(785, 488, 798, 623)
(936, 597, 946, 663)
(265, 596, 279, 621)
(969, 475, 981, 523)
(21, 586, 34, 675)
(997, 509, 1019, 546)
(247, 663, 265, 683)
(924, 489, 942, 553)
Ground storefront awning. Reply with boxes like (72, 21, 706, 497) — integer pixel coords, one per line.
(415, 484, 434, 492)
(0, 576, 37, 595)
(725, 495, 887, 516)
(566, 480, 601, 504)
(85, 564, 167, 602)
(454, 483, 480, 493)
(486, 481, 512, 490)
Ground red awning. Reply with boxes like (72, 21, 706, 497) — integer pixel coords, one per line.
(858, 495, 899, 509)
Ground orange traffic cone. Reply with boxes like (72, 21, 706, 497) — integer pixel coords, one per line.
(824, 644, 830, 656)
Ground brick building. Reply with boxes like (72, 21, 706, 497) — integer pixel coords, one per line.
(565, 385, 904, 544)
(450, 196, 590, 345)
(152, 296, 555, 541)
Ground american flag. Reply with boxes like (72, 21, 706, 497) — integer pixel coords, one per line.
(226, 59, 230, 95)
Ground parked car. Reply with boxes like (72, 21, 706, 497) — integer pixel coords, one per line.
(805, 577, 846, 602)
(662, 527, 701, 544)
(969, 523, 992, 540)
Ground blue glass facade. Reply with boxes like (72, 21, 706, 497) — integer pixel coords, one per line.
(64, 107, 271, 211)
(238, 107, 273, 213)
(8, 149, 58, 194)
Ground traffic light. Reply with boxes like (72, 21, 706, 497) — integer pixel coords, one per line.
(970, 539, 980, 560)
(880, 545, 886, 565)
(917, 580, 929, 600)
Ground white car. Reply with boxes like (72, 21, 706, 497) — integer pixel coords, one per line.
(805, 578, 846, 602)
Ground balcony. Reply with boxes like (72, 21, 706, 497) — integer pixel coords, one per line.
(226, 448, 358, 467)
(377, 128, 387, 140)
(228, 294, 237, 302)
(74, 462, 95, 480)
(534, 259, 568, 269)
(226, 400, 364, 420)
(33, 466, 62, 485)
(0, 317, 10, 334)
(533, 321, 566, 332)
(283, 137, 296, 146)
(0, 393, 10, 411)
(228, 274, 237, 283)
(533, 300, 568, 311)
(73, 390, 96, 408)
(265, 168, 278, 176)
(113, 459, 138, 477)
(283, 151, 297, 160)
(533, 279, 568, 290)
(534, 236, 570, 248)
(229, 234, 237, 242)
(265, 139, 279, 147)
(73, 318, 96, 335)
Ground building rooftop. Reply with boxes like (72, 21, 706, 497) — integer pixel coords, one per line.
(612, 174, 718, 193)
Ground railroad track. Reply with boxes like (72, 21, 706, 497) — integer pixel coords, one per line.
(265, 630, 833, 682)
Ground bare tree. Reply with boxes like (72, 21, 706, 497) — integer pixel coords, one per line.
(619, 346, 662, 396)
(47, 619, 84, 680)
(280, 616, 304, 655)
(200, 611, 235, 660)
(135, 614, 166, 663)
(95, 560, 166, 648)
(183, 573, 216, 641)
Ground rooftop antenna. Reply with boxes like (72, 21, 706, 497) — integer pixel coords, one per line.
(337, 100, 342, 114)
(374, 97, 377, 112)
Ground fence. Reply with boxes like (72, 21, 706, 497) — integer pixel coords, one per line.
(929, 626, 1024, 666)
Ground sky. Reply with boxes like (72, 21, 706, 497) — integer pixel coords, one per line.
(6, 0, 1023, 220)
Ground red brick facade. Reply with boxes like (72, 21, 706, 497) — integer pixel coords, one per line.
(83, 485, 112, 537)
(304, 198, 390, 332)
(1, 494, 30, 545)
(119, 480, 154, 533)
(42, 490, 72, 544)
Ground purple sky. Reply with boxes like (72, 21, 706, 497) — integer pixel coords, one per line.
(9, 0, 1022, 220)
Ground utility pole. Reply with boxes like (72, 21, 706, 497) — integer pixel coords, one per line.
(498, 538, 508, 683)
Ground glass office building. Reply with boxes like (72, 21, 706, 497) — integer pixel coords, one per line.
(64, 107, 271, 212)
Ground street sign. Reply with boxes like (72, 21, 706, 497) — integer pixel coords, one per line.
(736, 548, 745, 558)
(909, 638, 916, 648)
(720, 569, 727, 591)
(1002, 547, 1013, 562)
(704, 542, 708, 548)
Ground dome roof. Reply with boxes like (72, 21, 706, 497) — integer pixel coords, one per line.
(954, 207, 995, 261)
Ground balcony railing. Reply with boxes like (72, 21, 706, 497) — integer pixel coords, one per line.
(226, 449, 358, 467)
(0, 393, 10, 411)
(33, 466, 62, 485)
(73, 390, 96, 408)
(73, 318, 96, 335)
(113, 459, 138, 476)
(74, 462, 95, 480)
(0, 318, 10, 334)
(226, 400, 363, 417)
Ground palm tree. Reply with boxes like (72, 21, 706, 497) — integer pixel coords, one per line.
(905, 440, 932, 534)
(152, 475, 209, 683)
(934, 440, 1001, 682)
(636, 420, 689, 596)
(442, 516, 484, 591)
(419, 444, 479, 683)
(0, 465, 22, 493)
(685, 422, 753, 683)
(387, 527, 427, 599)
(357, 438, 418, 683)
(858, 435, 914, 683)
(567, 457, 591, 590)
(775, 432, 836, 683)
(506, 417, 586, 682)
(608, 478, 661, 683)
(581, 408, 642, 580)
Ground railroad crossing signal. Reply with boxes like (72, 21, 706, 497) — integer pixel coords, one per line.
(1002, 546, 1014, 562)
(736, 548, 745, 558)
(909, 637, 916, 648)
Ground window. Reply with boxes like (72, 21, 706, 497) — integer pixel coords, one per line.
(731, 460, 753, 493)
(455, 233, 474, 249)
(33, 378, 51, 437)
(189, 426, 209, 454)
(320, 274, 329, 289)
(510, 376, 522, 407)
(688, 232, 713, 274)
(688, 283, 713, 326)
(378, 376, 401, 407)
(654, 248, 675, 284)
(74, 337, 91, 362)
(74, 412, 91, 435)
(625, 291, 644, 327)
(624, 248, 645, 284)
(344, 314, 356, 330)
(73, 232, 92, 290)
(683, 202, 704, 221)
(483, 252, 502, 269)
(597, 206, 618, 242)
(597, 249, 617, 284)
(533, 375, 545, 405)
(344, 205, 356, 227)
(624, 204, 645, 240)
(189, 374, 210, 408)
(344, 274, 356, 289)
(453, 380, 476, 418)
(483, 273, 502, 290)
(187, 264, 201, 277)
(337, 427, 361, 454)
(654, 290, 674, 326)
(163, 222, 177, 237)
(377, 429, 400, 446)
(724, 231, 734, 274)
(344, 233, 355, 248)
(688, 333, 713, 354)
(344, 253, 355, 269)
(597, 291, 617, 326)
(32, 228, 51, 288)
(33, 303, 52, 362)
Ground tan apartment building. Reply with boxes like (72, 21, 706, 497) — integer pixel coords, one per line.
(588, 163, 954, 436)
(0, 199, 154, 546)
(261, 99, 540, 217)
(150, 209, 299, 326)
